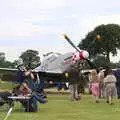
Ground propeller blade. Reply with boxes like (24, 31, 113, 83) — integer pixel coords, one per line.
(63, 34, 80, 52)
(63, 34, 97, 71)
(86, 59, 98, 72)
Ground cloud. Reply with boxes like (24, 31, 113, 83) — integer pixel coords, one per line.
(0, 20, 64, 38)
(86, 14, 120, 30)
(69, 14, 120, 40)
(0, 0, 66, 38)
(0, 21, 33, 37)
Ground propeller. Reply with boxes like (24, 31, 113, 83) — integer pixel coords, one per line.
(63, 34, 80, 52)
(63, 34, 97, 69)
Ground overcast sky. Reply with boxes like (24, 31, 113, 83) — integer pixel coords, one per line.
(0, 0, 120, 62)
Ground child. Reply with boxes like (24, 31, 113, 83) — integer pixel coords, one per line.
(90, 70, 99, 103)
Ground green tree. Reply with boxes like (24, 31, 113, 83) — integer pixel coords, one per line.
(20, 49, 40, 69)
(78, 24, 120, 63)
(0, 52, 5, 63)
(0, 52, 15, 68)
(92, 55, 108, 68)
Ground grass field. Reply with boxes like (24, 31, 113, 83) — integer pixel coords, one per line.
(0, 80, 18, 91)
(1, 94, 120, 120)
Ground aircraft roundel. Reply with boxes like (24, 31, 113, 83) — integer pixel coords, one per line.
(72, 52, 79, 62)
(72, 50, 89, 62)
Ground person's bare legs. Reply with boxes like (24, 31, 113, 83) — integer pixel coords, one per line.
(108, 96, 112, 104)
(69, 85, 74, 101)
(95, 96, 99, 103)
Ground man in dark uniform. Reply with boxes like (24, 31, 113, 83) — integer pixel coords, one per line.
(66, 61, 80, 101)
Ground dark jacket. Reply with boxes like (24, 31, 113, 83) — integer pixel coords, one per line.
(66, 62, 80, 85)
(114, 69, 120, 85)
(17, 69, 25, 83)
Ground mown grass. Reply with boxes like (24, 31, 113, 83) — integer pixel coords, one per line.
(1, 94, 120, 120)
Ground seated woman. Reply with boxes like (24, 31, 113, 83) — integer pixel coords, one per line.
(15, 66, 47, 111)
(12, 83, 47, 112)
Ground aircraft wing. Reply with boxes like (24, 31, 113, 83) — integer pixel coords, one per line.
(0, 68, 18, 82)
(33, 65, 63, 74)
(0, 68, 17, 72)
(33, 66, 65, 82)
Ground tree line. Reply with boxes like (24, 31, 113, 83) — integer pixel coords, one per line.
(0, 50, 40, 69)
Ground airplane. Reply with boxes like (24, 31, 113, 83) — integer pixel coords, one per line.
(32, 34, 96, 84)
(0, 34, 95, 84)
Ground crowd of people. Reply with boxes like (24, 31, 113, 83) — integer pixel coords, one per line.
(89, 66, 120, 105)
(1, 58, 120, 113)
(64, 59, 120, 105)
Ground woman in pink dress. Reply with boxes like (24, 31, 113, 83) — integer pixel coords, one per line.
(90, 70, 99, 103)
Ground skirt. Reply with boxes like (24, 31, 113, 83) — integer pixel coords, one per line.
(105, 83, 116, 97)
(91, 83, 99, 96)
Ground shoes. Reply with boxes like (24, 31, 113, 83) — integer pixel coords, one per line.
(96, 100, 99, 103)
(43, 95, 47, 99)
(75, 98, 80, 101)
(42, 100, 48, 104)
(106, 101, 109, 103)
(109, 102, 114, 105)
(118, 97, 120, 99)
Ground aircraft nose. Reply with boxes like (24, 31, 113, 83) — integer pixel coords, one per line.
(79, 50, 89, 59)
(72, 50, 89, 62)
